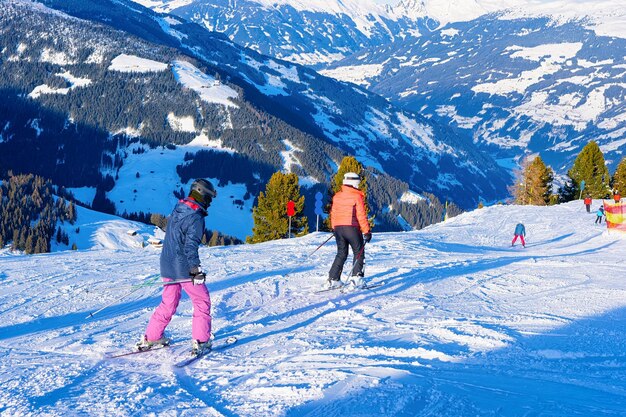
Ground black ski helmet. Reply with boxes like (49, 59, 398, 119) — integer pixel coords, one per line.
(189, 178, 217, 208)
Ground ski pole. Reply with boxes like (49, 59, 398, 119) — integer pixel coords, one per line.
(86, 273, 161, 319)
(308, 233, 335, 257)
(115, 278, 194, 289)
(284, 232, 334, 277)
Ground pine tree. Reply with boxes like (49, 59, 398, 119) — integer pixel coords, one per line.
(24, 233, 35, 254)
(68, 201, 76, 224)
(612, 157, 626, 195)
(151, 213, 168, 231)
(209, 230, 220, 247)
(247, 172, 308, 243)
(325, 156, 372, 229)
(565, 141, 610, 199)
(35, 236, 48, 254)
(511, 156, 554, 205)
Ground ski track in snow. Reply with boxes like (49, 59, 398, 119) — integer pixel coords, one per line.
(1, 202, 626, 416)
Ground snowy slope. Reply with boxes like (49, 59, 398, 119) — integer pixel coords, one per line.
(2, 201, 626, 416)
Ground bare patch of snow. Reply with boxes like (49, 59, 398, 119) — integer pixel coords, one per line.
(108, 54, 168, 73)
(320, 64, 385, 87)
(172, 60, 239, 107)
(167, 113, 196, 133)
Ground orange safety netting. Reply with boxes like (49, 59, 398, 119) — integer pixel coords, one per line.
(604, 200, 626, 233)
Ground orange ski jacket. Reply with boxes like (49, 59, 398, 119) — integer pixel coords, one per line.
(330, 185, 370, 233)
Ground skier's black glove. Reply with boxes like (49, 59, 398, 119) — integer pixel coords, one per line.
(363, 232, 372, 243)
(190, 267, 206, 285)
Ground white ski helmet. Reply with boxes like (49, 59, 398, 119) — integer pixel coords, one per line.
(343, 172, 360, 189)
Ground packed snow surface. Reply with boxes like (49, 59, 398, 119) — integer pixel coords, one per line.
(108, 54, 168, 73)
(1, 201, 626, 416)
(172, 60, 239, 108)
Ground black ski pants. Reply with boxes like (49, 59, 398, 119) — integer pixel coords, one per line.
(329, 226, 365, 280)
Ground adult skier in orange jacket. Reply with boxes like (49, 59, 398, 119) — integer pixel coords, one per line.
(326, 172, 372, 289)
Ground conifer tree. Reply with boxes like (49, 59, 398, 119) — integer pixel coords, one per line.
(247, 172, 308, 243)
(612, 157, 626, 195)
(209, 230, 220, 247)
(35, 236, 48, 254)
(24, 234, 35, 254)
(511, 155, 554, 205)
(565, 141, 610, 199)
(68, 201, 77, 224)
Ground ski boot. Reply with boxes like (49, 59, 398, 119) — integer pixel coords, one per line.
(323, 278, 344, 290)
(136, 335, 171, 352)
(348, 273, 365, 289)
(191, 339, 212, 356)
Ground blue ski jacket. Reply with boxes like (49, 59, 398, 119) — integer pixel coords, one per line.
(160, 198, 206, 279)
(514, 223, 526, 236)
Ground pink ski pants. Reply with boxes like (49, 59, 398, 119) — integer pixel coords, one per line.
(511, 234, 526, 246)
(144, 278, 212, 342)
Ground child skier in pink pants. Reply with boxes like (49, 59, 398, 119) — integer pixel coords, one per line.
(511, 222, 526, 247)
(139, 179, 217, 355)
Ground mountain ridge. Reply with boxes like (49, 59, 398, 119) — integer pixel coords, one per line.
(0, 0, 509, 240)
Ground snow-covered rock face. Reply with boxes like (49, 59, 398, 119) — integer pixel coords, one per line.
(324, 15, 626, 173)
(138, 0, 437, 66)
(420, 0, 626, 39)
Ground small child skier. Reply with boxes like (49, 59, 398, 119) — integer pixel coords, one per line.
(511, 222, 526, 248)
(595, 205, 605, 224)
(138, 178, 217, 355)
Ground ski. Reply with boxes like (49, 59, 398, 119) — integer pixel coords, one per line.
(315, 282, 384, 294)
(174, 336, 238, 368)
(314, 286, 343, 294)
(341, 283, 384, 293)
(106, 342, 171, 359)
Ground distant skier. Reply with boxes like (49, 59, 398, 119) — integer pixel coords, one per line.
(595, 205, 605, 224)
(511, 222, 526, 248)
(326, 172, 372, 289)
(614, 191, 621, 203)
(584, 195, 592, 213)
(137, 179, 216, 355)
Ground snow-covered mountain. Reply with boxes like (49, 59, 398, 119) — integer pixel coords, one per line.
(399, 0, 626, 37)
(136, 0, 626, 66)
(2, 201, 626, 415)
(145, 1, 626, 174)
(0, 0, 512, 238)
(132, 0, 438, 66)
(324, 14, 626, 172)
